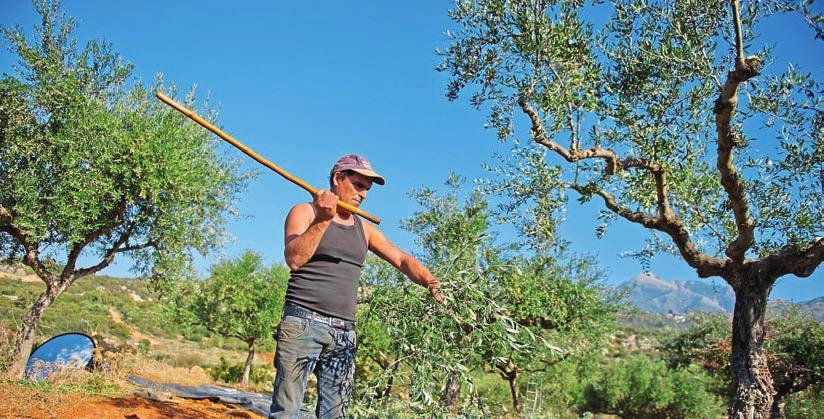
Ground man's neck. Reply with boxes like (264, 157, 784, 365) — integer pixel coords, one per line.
(334, 211, 354, 224)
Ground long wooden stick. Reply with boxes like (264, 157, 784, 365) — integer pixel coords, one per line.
(155, 91, 381, 224)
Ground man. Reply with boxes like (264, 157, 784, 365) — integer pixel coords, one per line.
(269, 154, 443, 418)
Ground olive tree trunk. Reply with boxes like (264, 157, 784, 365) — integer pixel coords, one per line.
(506, 370, 521, 414)
(6, 279, 70, 379)
(241, 339, 256, 387)
(728, 271, 775, 419)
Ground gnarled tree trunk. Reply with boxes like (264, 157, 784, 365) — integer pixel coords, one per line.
(728, 270, 775, 419)
(241, 339, 256, 387)
(6, 278, 68, 379)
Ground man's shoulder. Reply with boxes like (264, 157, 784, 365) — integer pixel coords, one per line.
(287, 202, 314, 219)
(290, 202, 313, 212)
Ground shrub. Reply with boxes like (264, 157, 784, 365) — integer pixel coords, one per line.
(170, 352, 204, 370)
(583, 354, 724, 419)
(208, 357, 273, 385)
(784, 386, 824, 419)
(136, 339, 150, 355)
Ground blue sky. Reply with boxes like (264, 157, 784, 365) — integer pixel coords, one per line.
(1, 1, 821, 301)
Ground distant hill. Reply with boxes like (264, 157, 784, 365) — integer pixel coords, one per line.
(619, 273, 824, 321)
(771, 296, 824, 322)
(620, 273, 735, 314)
(0, 268, 257, 363)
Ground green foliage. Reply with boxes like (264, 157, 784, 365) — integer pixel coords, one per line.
(662, 314, 730, 371)
(208, 356, 273, 385)
(661, 309, 824, 404)
(784, 385, 824, 419)
(0, 0, 248, 285)
(0, 274, 180, 342)
(164, 250, 288, 348)
(766, 308, 824, 400)
(440, 0, 822, 262)
(583, 354, 725, 418)
(136, 339, 150, 355)
(355, 177, 617, 414)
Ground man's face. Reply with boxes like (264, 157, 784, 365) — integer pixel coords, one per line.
(333, 171, 373, 208)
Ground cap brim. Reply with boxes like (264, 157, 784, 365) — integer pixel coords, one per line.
(350, 168, 385, 185)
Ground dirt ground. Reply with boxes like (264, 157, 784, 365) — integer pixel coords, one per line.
(0, 384, 261, 418)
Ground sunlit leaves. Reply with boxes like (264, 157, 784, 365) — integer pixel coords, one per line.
(165, 251, 289, 344)
(0, 1, 249, 284)
(355, 178, 616, 413)
(440, 0, 823, 264)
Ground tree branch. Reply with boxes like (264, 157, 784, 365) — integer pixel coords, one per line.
(713, 0, 761, 264)
(518, 96, 661, 176)
(0, 211, 54, 283)
(573, 184, 727, 277)
(117, 240, 156, 253)
(62, 196, 129, 280)
(73, 224, 135, 278)
(759, 237, 824, 279)
(517, 93, 726, 277)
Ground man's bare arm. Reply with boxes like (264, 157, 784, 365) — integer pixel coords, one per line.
(364, 222, 443, 301)
(284, 191, 338, 271)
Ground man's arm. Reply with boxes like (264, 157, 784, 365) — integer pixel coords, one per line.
(364, 222, 443, 302)
(284, 191, 338, 271)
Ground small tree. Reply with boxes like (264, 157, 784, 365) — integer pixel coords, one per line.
(167, 251, 288, 387)
(584, 354, 725, 418)
(439, 1, 822, 416)
(357, 176, 616, 415)
(0, 0, 246, 378)
(490, 253, 617, 413)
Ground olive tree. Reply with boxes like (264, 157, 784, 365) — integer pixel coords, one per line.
(357, 178, 512, 413)
(0, 1, 246, 378)
(357, 176, 616, 415)
(439, 0, 822, 417)
(165, 251, 289, 387)
(490, 253, 617, 413)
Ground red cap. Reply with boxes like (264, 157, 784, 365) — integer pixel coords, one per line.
(330, 154, 385, 185)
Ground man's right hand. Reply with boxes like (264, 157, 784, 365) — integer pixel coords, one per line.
(313, 190, 338, 222)
(429, 285, 445, 305)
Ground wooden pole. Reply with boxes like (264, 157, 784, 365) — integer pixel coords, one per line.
(155, 91, 381, 224)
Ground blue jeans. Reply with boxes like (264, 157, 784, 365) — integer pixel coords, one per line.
(269, 314, 357, 419)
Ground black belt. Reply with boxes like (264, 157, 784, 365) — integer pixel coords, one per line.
(284, 305, 356, 331)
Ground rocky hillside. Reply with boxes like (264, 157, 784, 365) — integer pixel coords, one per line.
(620, 273, 735, 314)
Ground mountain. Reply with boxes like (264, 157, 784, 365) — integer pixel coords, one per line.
(619, 274, 824, 321)
(620, 273, 735, 314)
(771, 296, 824, 322)
(800, 296, 824, 320)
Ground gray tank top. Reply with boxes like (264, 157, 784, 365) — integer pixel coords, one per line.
(284, 217, 368, 321)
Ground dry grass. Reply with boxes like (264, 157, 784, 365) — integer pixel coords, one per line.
(0, 381, 90, 418)
(0, 276, 275, 417)
(0, 350, 237, 417)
